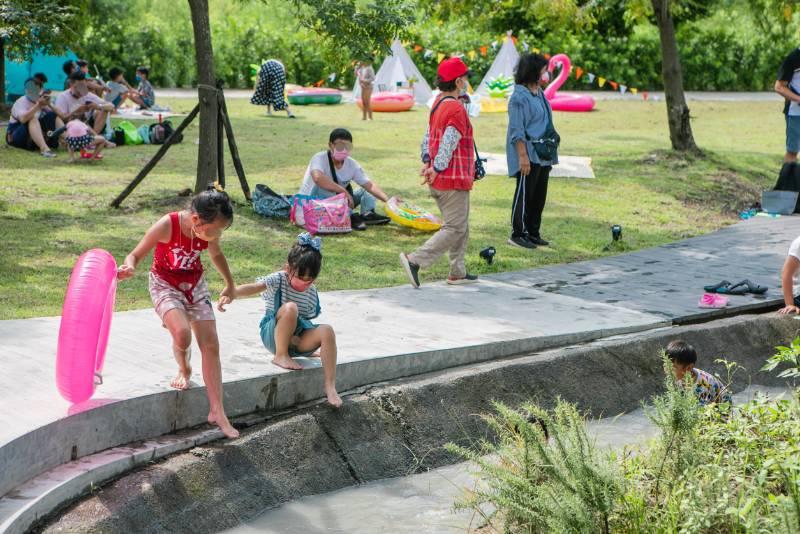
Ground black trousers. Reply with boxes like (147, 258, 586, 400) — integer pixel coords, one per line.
(511, 165, 551, 238)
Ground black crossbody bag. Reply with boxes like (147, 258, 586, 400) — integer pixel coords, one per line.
(429, 96, 486, 180)
(525, 89, 560, 162)
(327, 150, 355, 197)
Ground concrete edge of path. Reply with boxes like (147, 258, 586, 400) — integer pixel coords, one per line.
(0, 318, 669, 514)
(16, 313, 798, 534)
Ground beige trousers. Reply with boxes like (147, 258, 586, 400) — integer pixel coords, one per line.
(408, 188, 470, 278)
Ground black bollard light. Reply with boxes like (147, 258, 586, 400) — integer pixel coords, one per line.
(480, 246, 497, 265)
(611, 225, 622, 241)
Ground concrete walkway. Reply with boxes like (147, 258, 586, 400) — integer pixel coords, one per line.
(1, 215, 798, 515)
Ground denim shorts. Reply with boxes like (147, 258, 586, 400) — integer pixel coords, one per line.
(787, 115, 800, 153)
(259, 314, 318, 357)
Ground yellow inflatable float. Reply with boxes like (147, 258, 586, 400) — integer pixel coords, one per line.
(385, 197, 442, 232)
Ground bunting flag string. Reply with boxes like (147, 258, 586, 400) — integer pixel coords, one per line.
(598, 77, 606, 88)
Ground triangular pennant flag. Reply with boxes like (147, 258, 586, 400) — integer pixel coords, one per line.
(630, 88, 638, 95)
(467, 50, 477, 60)
(328, 73, 336, 82)
(413, 44, 423, 53)
(491, 40, 498, 49)
(587, 73, 596, 83)
(314, 79, 324, 87)
(575, 67, 583, 80)
(642, 91, 649, 101)
(522, 41, 530, 52)
(620, 84, 627, 94)
(424, 49, 434, 59)
(511, 36, 518, 45)
(532, 47, 541, 54)
(544, 53, 551, 60)
(480, 46, 488, 56)
(437, 52, 445, 63)
(608, 81, 618, 90)
(598, 77, 606, 87)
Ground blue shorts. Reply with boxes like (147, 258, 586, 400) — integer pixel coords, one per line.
(259, 314, 318, 357)
(787, 115, 800, 154)
(5, 111, 58, 150)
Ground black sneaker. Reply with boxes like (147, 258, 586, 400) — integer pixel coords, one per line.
(508, 236, 536, 249)
(447, 273, 479, 285)
(528, 236, 549, 246)
(361, 210, 391, 225)
(399, 253, 420, 288)
(350, 213, 367, 231)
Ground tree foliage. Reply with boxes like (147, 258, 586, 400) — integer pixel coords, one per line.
(0, 0, 86, 59)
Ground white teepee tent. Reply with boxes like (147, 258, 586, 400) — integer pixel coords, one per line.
(476, 32, 520, 97)
(353, 40, 433, 104)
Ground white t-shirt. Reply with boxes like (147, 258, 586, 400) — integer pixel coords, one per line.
(54, 90, 106, 117)
(9, 96, 37, 125)
(788, 236, 800, 287)
(299, 151, 371, 195)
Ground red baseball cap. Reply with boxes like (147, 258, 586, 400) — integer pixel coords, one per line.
(437, 57, 470, 82)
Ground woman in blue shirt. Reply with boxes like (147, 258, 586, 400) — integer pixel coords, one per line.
(506, 54, 558, 249)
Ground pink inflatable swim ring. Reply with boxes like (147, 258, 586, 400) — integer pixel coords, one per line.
(357, 92, 414, 112)
(56, 249, 117, 403)
(543, 54, 595, 112)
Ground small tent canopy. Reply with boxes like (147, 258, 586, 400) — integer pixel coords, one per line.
(353, 40, 433, 104)
(476, 32, 520, 97)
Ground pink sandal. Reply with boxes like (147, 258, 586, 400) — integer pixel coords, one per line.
(698, 293, 729, 309)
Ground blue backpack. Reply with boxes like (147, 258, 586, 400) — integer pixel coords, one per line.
(253, 184, 292, 218)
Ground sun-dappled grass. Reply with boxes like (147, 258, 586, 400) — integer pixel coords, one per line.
(0, 97, 786, 318)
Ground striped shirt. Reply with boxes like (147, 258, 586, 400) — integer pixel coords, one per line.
(257, 271, 320, 319)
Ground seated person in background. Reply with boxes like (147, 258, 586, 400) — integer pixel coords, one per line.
(298, 128, 391, 231)
(779, 234, 800, 314)
(5, 76, 62, 157)
(104, 67, 135, 110)
(76, 59, 107, 97)
(665, 340, 732, 406)
(62, 60, 77, 89)
(130, 66, 155, 109)
(64, 119, 115, 162)
(54, 72, 114, 135)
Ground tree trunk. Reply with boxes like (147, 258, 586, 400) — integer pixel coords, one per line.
(651, 0, 699, 153)
(1, 37, 6, 108)
(188, 0, 218, 193)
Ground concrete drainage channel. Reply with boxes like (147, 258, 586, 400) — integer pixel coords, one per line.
(14, 314, 800, 533)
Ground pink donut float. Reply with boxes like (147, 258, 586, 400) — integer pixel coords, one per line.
(56, 249, 118, 403)
(357, 92, 414, 112)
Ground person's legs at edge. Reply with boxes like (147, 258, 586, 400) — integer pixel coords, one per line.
(191, 319, 239, 438)
(510, 171, 528, 239)
(352, 188, 376, 215)
(785, 115, 800, 163)
(92, 110, 107, 134)
(272, 302, 303, 370)
(26, 117, 52, 153)
(293, 325, 341, 407)
(162, 308, 193, 390)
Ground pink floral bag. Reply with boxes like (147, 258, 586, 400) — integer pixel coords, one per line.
(291, 193, 352, 234)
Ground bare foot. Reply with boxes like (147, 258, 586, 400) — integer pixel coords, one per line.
(208, 412, 240, 439)
(325, 387, 343, 408)
(272, 355, 303, 370)
(170, 368, 191, 390)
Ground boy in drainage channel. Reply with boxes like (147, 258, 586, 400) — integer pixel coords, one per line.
(665, 340, 732, 406)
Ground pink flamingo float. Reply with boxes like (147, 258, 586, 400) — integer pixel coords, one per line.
(543, 54, 595, 112)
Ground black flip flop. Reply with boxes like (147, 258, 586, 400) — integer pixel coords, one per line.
(704, 280, 731, 294)
(736, 279, 768, 295)
(725, 281, 751, 295)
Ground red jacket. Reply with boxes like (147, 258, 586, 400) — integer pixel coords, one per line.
(428, 96, 475, 191)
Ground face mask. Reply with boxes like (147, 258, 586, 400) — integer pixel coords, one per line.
(289, 275, 314, 292)
(458, 77, 469, 96)
(332, 148, 350, 162)
(73, 85, 89, 98)
(135, 75, 142, 82)
(539, 71, 551, 85)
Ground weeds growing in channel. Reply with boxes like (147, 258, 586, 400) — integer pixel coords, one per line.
(450, 343, 800, 533)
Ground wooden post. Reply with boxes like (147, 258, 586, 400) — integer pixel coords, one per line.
(216, 95, 226, 189)
(110, 105, 200, 207)
(218, 95, 251, 201)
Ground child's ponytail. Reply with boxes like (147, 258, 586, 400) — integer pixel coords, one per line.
(190, 185, 234, 226)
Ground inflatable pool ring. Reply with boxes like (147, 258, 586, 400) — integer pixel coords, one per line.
(358, 92, 414, 112)
(287, 88, 342, 105)
(56, 249, 118, 404)
(544, 54, 595, 112)
(385, 197, 442, 231)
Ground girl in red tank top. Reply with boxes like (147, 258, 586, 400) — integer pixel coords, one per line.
(117, 189, 240, 439)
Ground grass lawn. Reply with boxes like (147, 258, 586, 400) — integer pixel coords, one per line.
(0, 96, 787, 319)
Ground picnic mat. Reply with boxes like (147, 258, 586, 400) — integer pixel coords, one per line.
(113, 108, 187, 121)
(482, 152, 595, 179)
